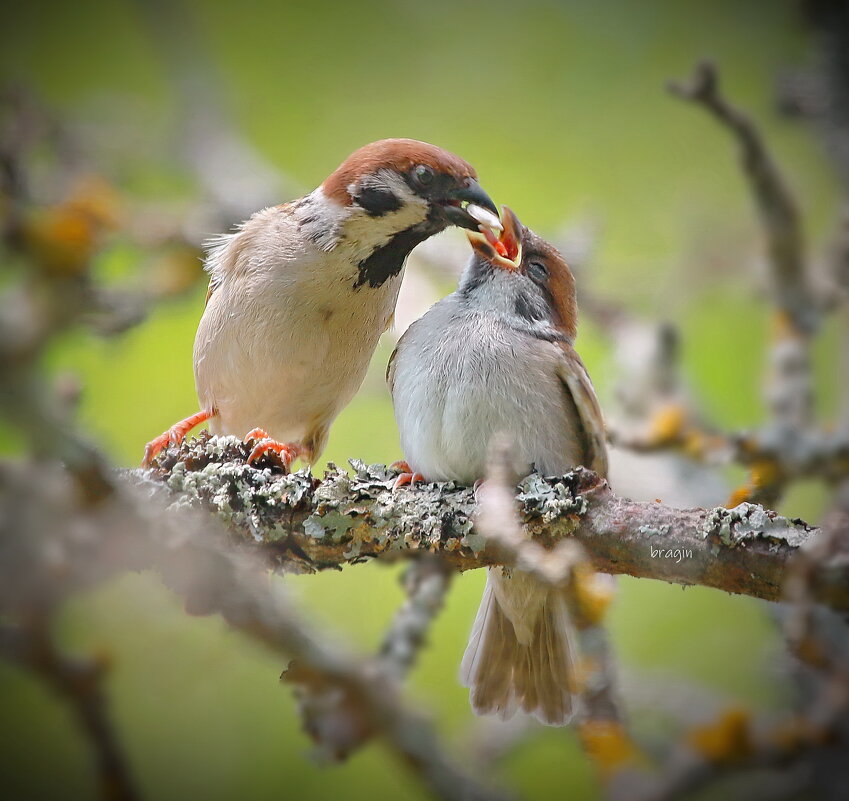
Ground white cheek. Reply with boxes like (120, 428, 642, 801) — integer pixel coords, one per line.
(342, 171, 430, 255)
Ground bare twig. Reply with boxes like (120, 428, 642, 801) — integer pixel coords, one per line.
(379, 557, 454, 680)
(669, 61, 816, 335)
(0, 619, 140, 801)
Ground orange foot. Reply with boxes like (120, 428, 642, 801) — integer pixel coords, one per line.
(244, 429, 303, 470)
(390, 460, 424, 491)
(142, 409, 214, 467)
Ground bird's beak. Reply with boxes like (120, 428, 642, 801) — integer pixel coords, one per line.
(441, 178, 501, 236)
(466, 205, 522, 272)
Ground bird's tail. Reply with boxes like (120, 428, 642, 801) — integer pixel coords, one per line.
(460, 569, 576, 726)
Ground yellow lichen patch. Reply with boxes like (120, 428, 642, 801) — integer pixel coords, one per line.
(727, 458, 782, 508)
(682, 429, 708, 460)
(23, 176, 122, 276)
(578, 720, 644, 778)
(64, 175, 123, 230)
(568, 564, 616, 627)
(727, 484, 753, 508)
(749, 458, 782, 490)
(648, 403, 686, 445)
(25, 205, 96, 275)
(687, 707, 753, 764)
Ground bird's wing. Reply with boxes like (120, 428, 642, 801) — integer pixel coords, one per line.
(555, 341, 608, 479)
(385, 316, 424, 396)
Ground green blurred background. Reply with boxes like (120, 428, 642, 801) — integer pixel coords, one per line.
(0, 1, 842, 799)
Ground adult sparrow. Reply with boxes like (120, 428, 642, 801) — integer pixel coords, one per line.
(142, 139, 499, 467)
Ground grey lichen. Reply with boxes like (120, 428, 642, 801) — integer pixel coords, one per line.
(153, 440, 595, 562)
(703, 502, 812, 548)
(637, 524, 671, 537)
(297, 460, 478, 561)
(517, 472, 588, 523)
(153, 435, 317, 542)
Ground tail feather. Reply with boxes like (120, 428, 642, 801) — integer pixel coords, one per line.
(462, 581, 518, 719)
(461, 571, 576, 726)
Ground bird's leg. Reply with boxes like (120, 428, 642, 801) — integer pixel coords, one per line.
(390, 460, 424, 491)
(244, 429, 303, 470)
(142, 409, 215, 467)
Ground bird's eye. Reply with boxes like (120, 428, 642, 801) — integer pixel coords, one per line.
(413, 164, 435, 187)
(527, 261, 549, 282)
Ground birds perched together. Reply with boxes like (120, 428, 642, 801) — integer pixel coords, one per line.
(143, 139, 607, 726)
(143, 138, 500, 467)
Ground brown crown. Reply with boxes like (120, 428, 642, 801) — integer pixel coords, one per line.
(322, 138, 478, 205)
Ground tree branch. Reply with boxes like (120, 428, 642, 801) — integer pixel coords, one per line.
(138, 434, 848, 612)
(669, 61, 817, 335)
(0, 619, 140, 801)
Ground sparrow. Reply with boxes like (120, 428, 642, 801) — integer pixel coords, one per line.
(387, 207, 608, 725)
(142, 139, 499, 467)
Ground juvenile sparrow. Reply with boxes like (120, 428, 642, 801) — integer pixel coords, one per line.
(142, 139, 499, 467)
(388, 207, 607, 725)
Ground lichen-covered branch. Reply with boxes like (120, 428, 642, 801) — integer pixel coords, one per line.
(138, 434, 848, 612)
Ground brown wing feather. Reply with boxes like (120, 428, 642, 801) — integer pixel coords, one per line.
(556, 342, 608, 479)
(386, 318, 423, 396)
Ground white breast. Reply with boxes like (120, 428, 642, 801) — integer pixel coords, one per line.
(391, 298, 583, 484)
(194, 205, 403, 443)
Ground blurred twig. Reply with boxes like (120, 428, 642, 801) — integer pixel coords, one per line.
(0, 618, 140, 801)
(379, 557, 454, 681)
(669, 61, 816, 335)
(607, 61, 849, 510)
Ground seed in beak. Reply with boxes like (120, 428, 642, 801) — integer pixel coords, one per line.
(466, 203, 503, 234)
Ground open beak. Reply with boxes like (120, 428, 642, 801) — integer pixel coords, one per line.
(465, 205, 522, 271)
(441, 178, 502, 235)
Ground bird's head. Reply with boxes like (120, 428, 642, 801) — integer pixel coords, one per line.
(461, 206, 578, 343)
(317, 139, 500, 287)
(323, 138, 498, 232)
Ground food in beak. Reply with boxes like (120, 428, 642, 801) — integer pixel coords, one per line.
(466, 202, 505, 253)
(466, 203, 503, 236)
(464, 204, 522, 268)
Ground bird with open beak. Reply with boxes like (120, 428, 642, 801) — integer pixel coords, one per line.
(388, 207, 608, 725)
(142, 139, 499, 468)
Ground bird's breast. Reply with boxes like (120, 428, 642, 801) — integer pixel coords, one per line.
(392, 310, 583, 484)
(195, 255, 402, 440)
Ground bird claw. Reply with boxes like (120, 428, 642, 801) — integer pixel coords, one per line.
(142, 430, 177, 468)
(390, 461, 424, 491)
(244, 429, 301, 470)
(142, 409, 214, 468)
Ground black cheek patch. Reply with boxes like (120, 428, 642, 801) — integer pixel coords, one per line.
(354, 186, 403, 217)
(354, 209, 443, 288)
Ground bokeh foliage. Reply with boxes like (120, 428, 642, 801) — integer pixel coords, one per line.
(0, 1, 840, 799)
